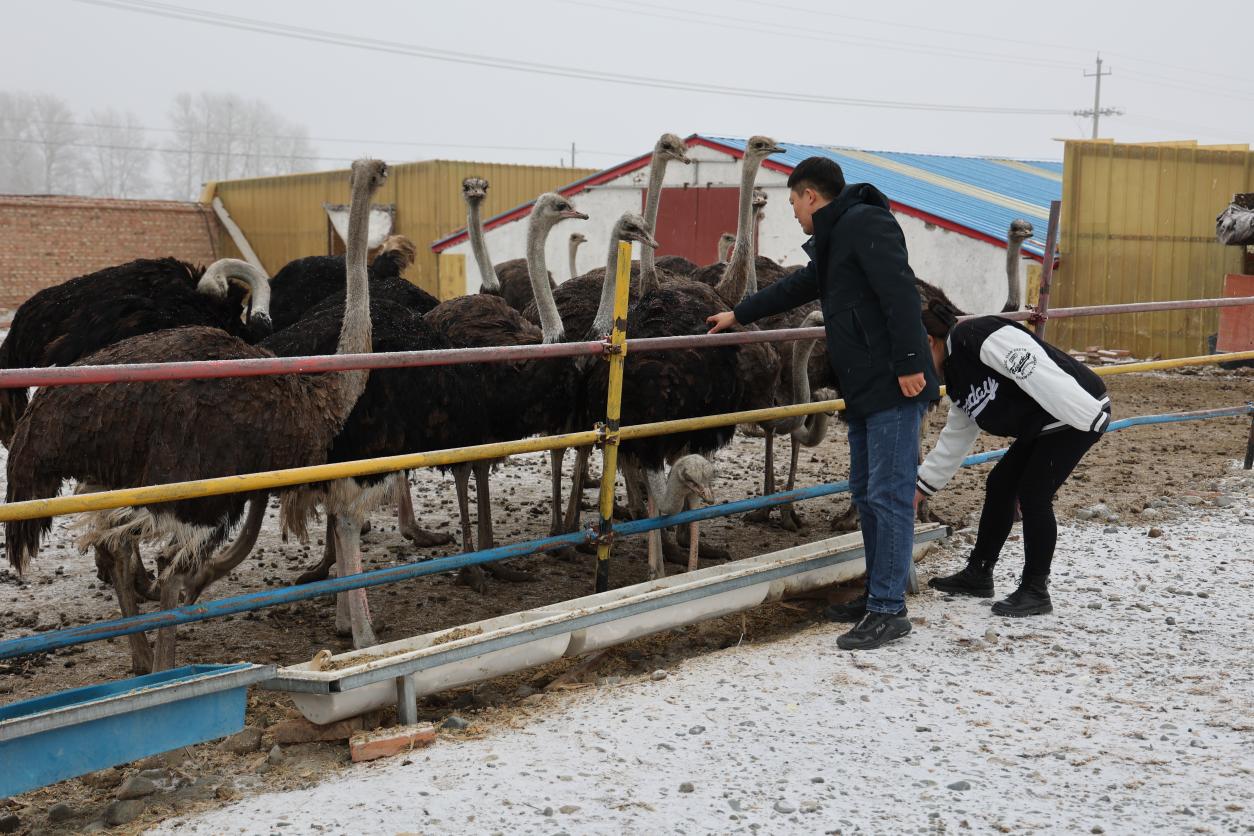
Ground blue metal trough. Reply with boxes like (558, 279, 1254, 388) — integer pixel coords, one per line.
(0, 663, 274, 798)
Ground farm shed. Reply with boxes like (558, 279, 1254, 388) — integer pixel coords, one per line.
(432, 135, 1060, 317)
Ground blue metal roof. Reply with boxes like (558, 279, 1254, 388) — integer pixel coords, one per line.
(703, 136, 1061, 258)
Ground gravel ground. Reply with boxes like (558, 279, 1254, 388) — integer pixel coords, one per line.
(152, 464, 1254, 835)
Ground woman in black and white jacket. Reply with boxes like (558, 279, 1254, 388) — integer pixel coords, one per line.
(915, 301, 1111, 617)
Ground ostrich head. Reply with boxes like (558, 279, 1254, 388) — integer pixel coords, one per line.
(462, 176, 489, 203)
(198, 258, 272, 338)
(752, 187, 768, 211)
(718, 232, 736, 261)
(616, 212, 660, 250)
(672, 455, 716, 504)
(570, 232, 587, 246)
(745, 135, 785, 162)
(1008, 218, 1034, 244)
(532, 192, 589, 226)
(655, 133, 692, 166)
(378, 234, 417, 271)
(353, 158, 389, 193)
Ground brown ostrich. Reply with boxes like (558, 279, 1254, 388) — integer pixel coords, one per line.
(5, 158, 389, 672)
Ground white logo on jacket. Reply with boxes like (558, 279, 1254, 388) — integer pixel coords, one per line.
(1004, 347, 1037, 380)
(960, 378, 999, 418)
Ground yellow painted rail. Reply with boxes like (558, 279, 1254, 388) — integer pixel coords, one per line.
(0, 350, 1249, 525)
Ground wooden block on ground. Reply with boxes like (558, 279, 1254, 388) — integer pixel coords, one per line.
(350, 723, 437, 762)
(272, 712, 378, 744)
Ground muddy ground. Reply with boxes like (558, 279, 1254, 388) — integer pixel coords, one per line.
(0, 367, 1250, 832)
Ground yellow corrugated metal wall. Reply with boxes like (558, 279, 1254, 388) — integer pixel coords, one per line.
(1053, 140, 1253, 358)
(205, 160, 594, 298)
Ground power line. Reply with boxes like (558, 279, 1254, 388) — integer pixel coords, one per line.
(67, 0, 1074, 116)
(563, 0, 1083, 72)
(0, 135, 353, 164)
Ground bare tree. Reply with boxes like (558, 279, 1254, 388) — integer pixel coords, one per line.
(84, 108, 152, 198)
(27, 94, 83, 194)
(0, 92, 40, 194)
(163, 92, 317, 199)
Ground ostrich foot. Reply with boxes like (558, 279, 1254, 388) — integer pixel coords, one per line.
(743, 507, 773, 525)
(675, 525, 731, 562)
(665, 536, 730, 565)
(612, 503, 637, 521)
(555, 545, 586, 562)
(779, 504, 803, 532)
(830, 503, 861, 532)
(457, 565, 490, 594)
(485, 561, 535, 583)
(360, 519, 373, 536)
(401, 524, 454, 547)
(581, 474, 601, 490)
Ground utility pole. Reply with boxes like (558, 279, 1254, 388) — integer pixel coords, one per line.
(571, 141, 576, 168)
(1074, 53, 1121, 139)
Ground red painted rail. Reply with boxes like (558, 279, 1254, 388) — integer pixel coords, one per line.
(0, 296, 1250, 390)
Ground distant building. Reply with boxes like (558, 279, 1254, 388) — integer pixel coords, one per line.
(432, 135, 1060, 315)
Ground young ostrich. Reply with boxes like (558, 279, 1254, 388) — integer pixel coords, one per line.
(649, 454, 717, 574)
(0, 256, 271, 447)
(568, 232, 587, 281)
(5, 158, 389, 672)
(461, 176, 559, 313)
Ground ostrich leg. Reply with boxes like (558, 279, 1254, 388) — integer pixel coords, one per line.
(153, 571, 185, 671)
(686, 496, 700, 573)
(395, 473, 453, 546)
(295, 521, 336, 585)
(103, 544, 154, 674)
(452, 464, 488, 593)
(673, 519, 731, 562)
(474, 459, 534, 582)
(644, 482, 665, 581)
(563, 445, 592, 532)
(778, 435, 804, 532)
(548, 449, 566, 537)
(333, 514, 377, 648)
(184, 496, 267, 603)
(744, 428, 776, 524)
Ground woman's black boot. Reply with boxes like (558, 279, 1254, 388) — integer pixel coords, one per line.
(991, 574, 1053, 617)
(928, 556, 995, 598)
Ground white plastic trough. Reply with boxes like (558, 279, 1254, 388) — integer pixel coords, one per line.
(264, 525, 947, 725)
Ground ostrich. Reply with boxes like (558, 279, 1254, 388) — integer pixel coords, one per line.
(647, 454, 716, 574)
(424, 192, 592, 587)
(655, 254, 700, 275)
(461, 176, 559, 313)
(0, 256, 271, 447)
(5, 158, 389, 672)
(716, 233, 736, 263)
(568, 232, 587, 281)
(266, 234, 432, 332)
(1001, 218, 1034, 312)
(690, 187, 786, 296)
(585, 136, 786, 578)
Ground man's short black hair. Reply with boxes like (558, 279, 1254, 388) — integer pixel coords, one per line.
(787, 157, 845, 200)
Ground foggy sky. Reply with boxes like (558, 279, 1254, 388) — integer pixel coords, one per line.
(4, 0, 1252, 171)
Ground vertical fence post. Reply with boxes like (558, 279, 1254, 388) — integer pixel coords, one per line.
(1034, 199, 1062, 340)
(1244, 413, 1253, 470)
(594, 241, 633, 592)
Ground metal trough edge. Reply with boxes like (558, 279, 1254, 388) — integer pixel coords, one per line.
(262, 525, 949, 697)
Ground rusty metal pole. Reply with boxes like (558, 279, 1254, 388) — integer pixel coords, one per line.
(594, 241, 633, 592)
(1245, 413, 1254, 470)
(1033, 199, 1062, 340)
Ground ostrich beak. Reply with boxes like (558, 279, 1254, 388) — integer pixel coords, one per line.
(562, 209, 589, 220)
(698, 485, 714, 503)
(640, 232, 660, 249)
(768, 144, 785, 155)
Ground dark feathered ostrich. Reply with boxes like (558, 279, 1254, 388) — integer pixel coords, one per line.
(5, 158, 389, 672)
(260, 299, 489, 647)
(266, 234, 432, 332)
(0, 256, 271, 447)
(584, 136, 786, 578)
(461, 177, 559, 313)
(423, 191, 592, 588)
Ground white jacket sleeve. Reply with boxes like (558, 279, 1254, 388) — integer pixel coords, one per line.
(917, 402, 980, 496)
(979, 325, 1111, 434)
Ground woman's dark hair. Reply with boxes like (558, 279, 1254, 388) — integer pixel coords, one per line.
(921, 299, 960, 338)
(787, 157, 845, 200)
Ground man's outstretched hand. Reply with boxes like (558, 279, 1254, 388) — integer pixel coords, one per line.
(707, 311, 738, 333)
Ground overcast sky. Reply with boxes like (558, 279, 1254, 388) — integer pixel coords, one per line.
(5, 0, 1253, 172)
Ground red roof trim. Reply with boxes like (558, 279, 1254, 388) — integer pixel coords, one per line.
(432, 133, 1042, 260)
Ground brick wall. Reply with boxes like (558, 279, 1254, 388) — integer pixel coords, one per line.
(0, 195, 221, 311)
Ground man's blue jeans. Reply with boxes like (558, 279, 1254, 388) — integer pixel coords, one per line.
(846, 401, 927, 614)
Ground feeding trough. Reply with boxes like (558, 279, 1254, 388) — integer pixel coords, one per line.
(264, 525, 948, 725)
(0, 662, 274, 798)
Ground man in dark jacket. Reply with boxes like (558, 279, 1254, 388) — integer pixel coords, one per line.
(708, 156, 938, 650)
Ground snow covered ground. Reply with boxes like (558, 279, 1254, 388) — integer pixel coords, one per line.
(146, 467, 1253, 834)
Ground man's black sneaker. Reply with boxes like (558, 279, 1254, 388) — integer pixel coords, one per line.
(823, 594, 907, 623)
(836, 609, 912, 650)
(991, 574, 1053, 617)
(928, 557, 995, 598)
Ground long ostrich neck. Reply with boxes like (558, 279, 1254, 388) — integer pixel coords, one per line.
(467, 197, 500, 293)
(790, 326, 829, 446)
(1003, 236, 1023, 312)
(715, 154, 762, 305)
(638, 152, 668, 295)
(568, 237, 581, 280)
(745, 209, 766, 296)
(326, 172, 375, 423)
(527, 213, 564, 342)
(590, 219, 630, 338)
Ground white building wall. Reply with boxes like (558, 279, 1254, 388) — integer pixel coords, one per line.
(446, 144, 1028, 312)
